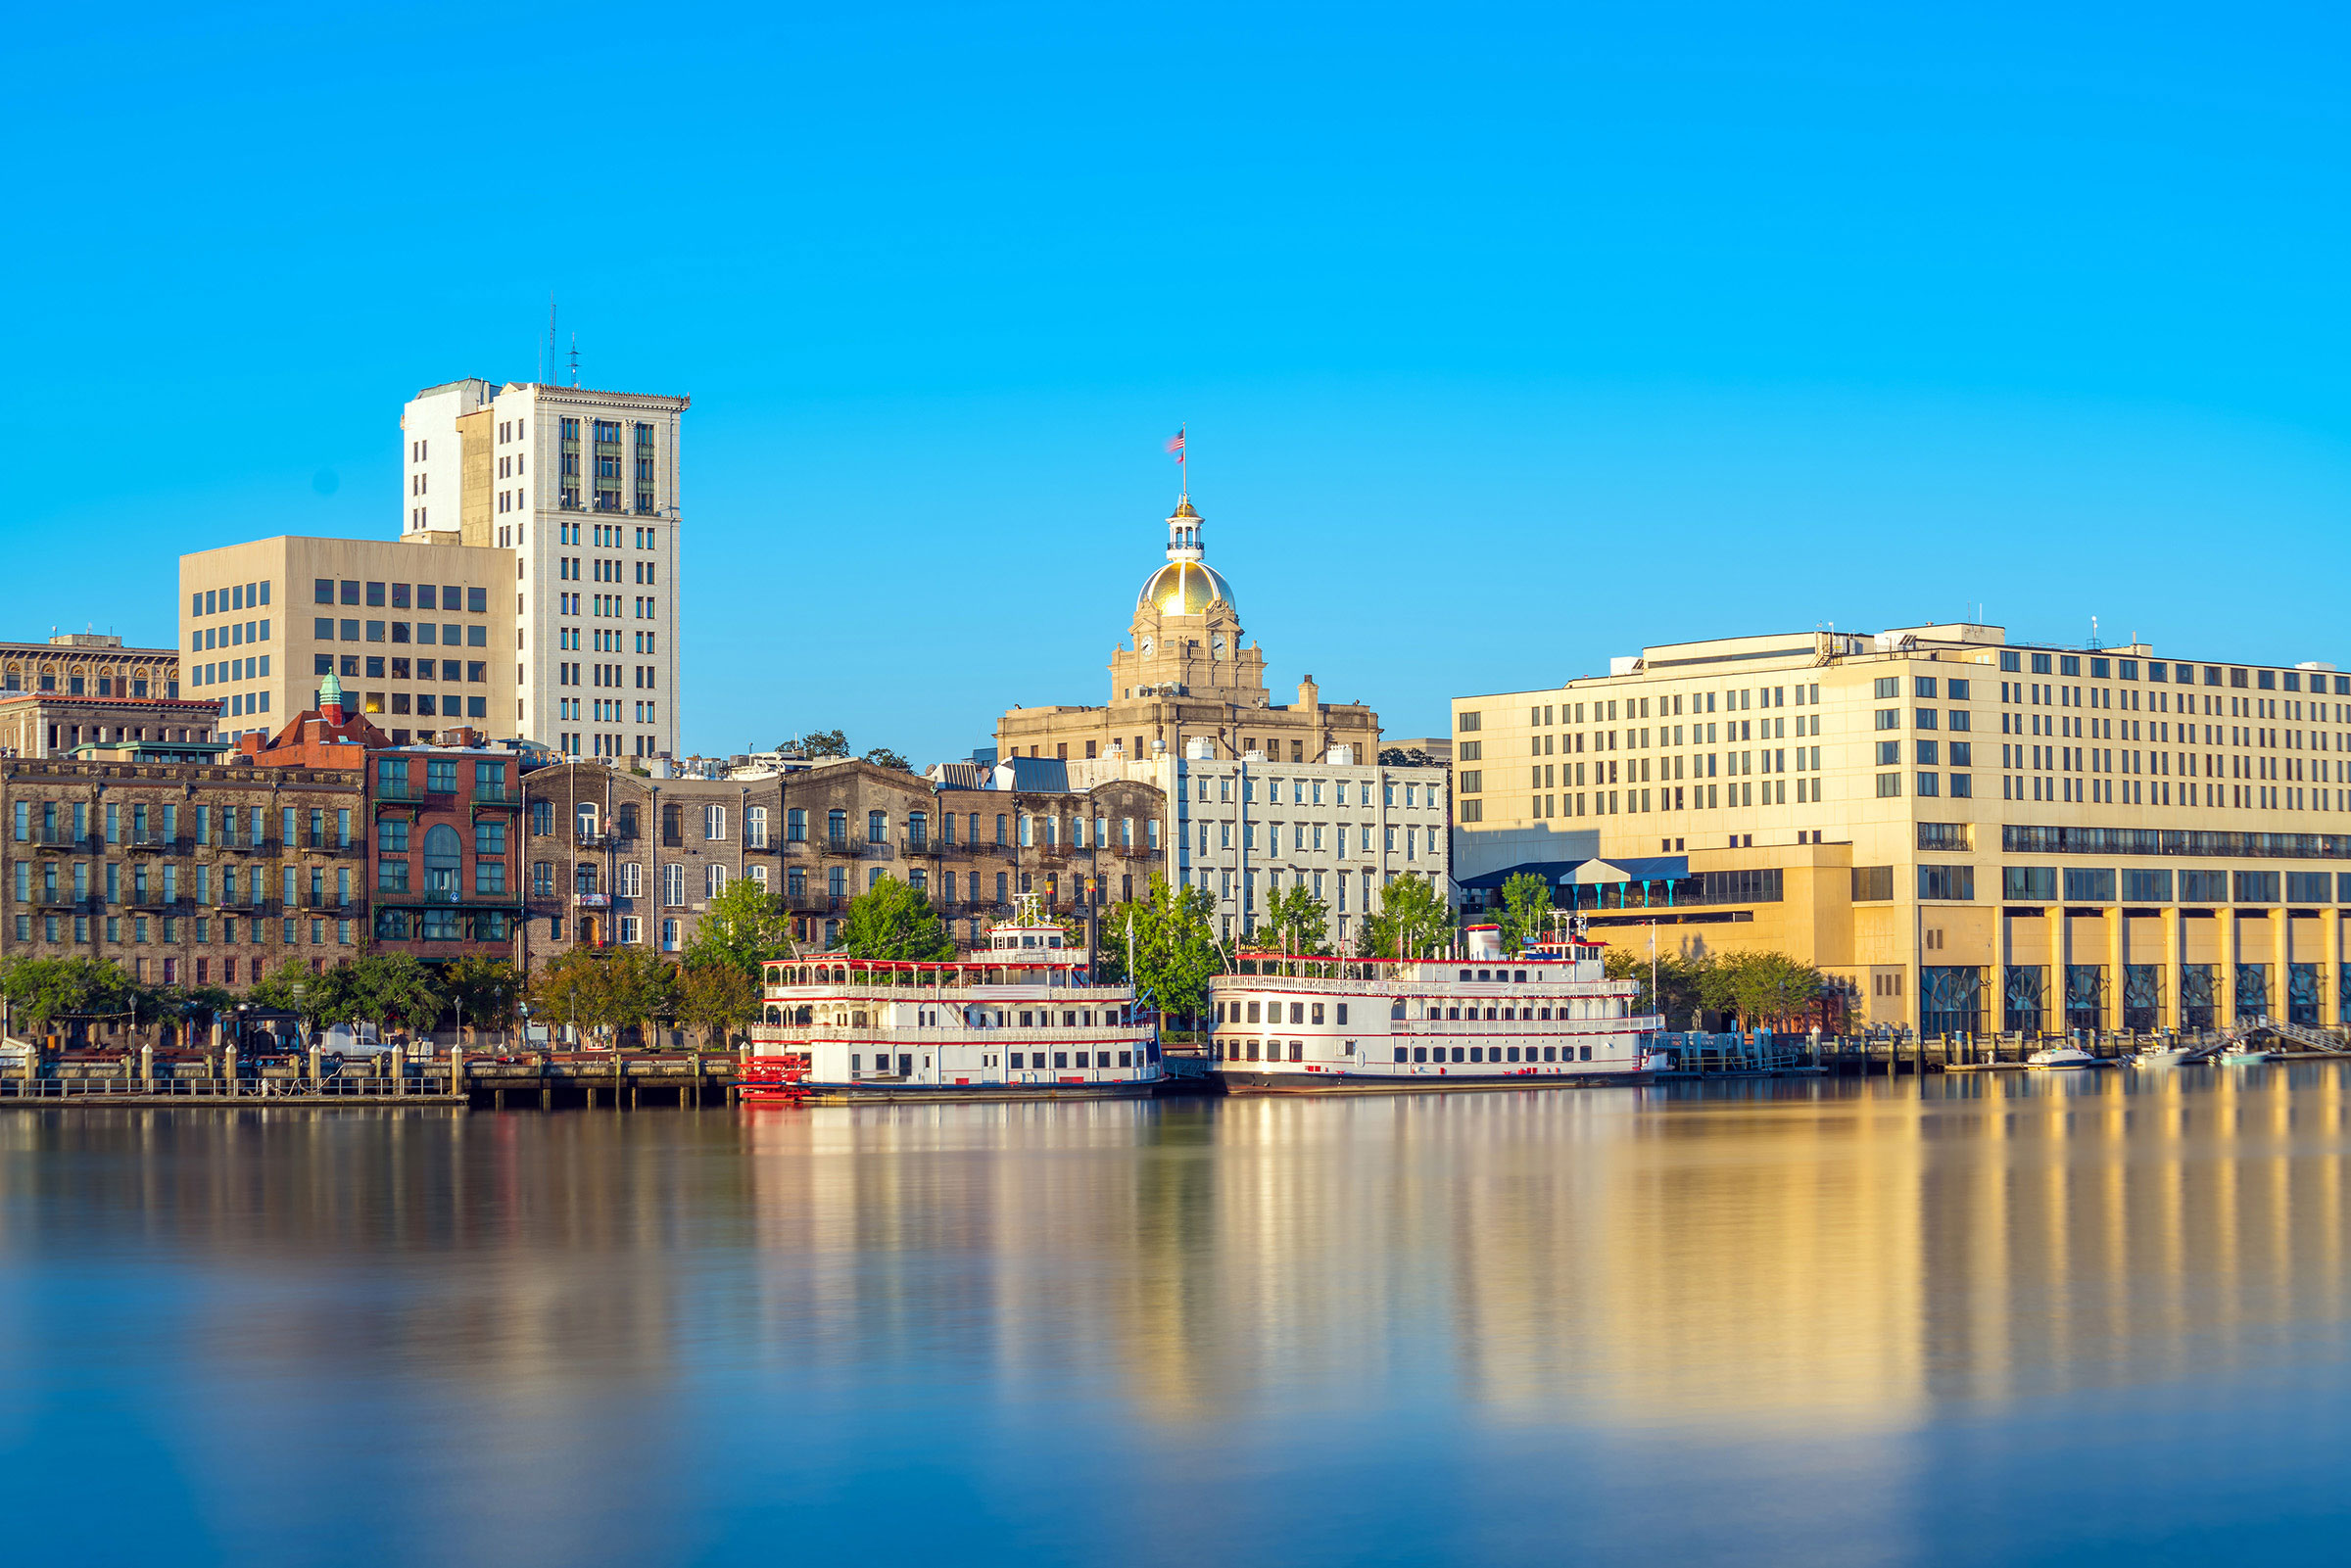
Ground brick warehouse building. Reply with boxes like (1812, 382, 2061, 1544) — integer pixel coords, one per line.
(517, 759, 1167, 964)
(2, 752, 367, 988)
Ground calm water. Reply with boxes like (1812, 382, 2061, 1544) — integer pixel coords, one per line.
(7, 1069, 2351, 1565)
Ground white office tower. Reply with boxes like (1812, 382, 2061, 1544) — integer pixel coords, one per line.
(401, 376, 688, 761)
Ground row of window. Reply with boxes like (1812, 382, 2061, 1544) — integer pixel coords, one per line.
(11, 914, 354, 954)
(13, 859, 363, 907)
(312, 617, 490, 648)
(1188, 819, 1429, 857)
(547, 802, 1162, 853)
(1190, 775, 1438, 809)
(313, 580, 489, 612)
(12, 801, 355, 846)
(1485, 781, 1813, 825)
(191, 619, 268, 653)
(0, 673, 168, 697)
(1998, 650, 2351, 694)
(192, 582, 271, 617)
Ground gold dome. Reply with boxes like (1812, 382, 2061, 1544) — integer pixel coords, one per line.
(1136, 559, 1234, 617)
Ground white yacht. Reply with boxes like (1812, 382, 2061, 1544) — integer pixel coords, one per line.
(742, 909, 1163, 1104)
(1207, 924, 1665, 1094)
(2026, 1045, 2101, 1069)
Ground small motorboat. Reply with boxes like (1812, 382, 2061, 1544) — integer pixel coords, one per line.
(2132, 1046, 2198, 1069)
(2218, 1048, 2275, 1066)
(2027, 1046, 2101, 1069)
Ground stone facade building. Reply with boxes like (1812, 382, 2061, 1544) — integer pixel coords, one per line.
(0, 633, 211, 760)
(2, 752, 367, 987)
(515, 758, 1167, 962)
(994, 495, 1381, 769)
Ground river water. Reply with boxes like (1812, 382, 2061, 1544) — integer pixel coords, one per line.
(5, 1068, 2351, 1565)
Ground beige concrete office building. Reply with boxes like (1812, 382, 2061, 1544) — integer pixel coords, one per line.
(1452, 623, 2351, 1038)
(177, 535, 512, 749)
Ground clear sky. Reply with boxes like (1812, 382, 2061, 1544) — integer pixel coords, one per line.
(8, 3, 2348, 764)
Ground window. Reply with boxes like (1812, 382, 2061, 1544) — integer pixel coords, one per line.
(662, 863, 686, 906)
(745, 806, 768, 847)
(2063, 868, 2115, 902)
(1851, 866, 1895, 901)
(1875, 773, 1901, 798)
(787, 808, 806, 843)
(1918, 865, 1975, 901)
(1874, 677, 1897, 699)
(706, 863, 729, 898)
(704, 804, 728, 840)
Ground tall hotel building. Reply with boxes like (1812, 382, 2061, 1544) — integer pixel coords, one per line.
(1452, 623, 2351, 1038)
(402, 378, 687, 761)
(178, 376, 687, 760)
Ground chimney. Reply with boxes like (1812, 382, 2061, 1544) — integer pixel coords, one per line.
(1297, 674, 1319, 710)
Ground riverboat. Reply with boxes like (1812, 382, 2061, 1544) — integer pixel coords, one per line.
(741, 908, 1163, 1104)
(1207, 924, 1664, 1094)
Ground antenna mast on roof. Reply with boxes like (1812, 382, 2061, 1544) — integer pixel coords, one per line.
(543, 297, 556, 385)
(568, 333, 581, 388)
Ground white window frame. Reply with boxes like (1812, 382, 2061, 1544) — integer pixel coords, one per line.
(745, 806, 768, 847)
(707, 863, 728, 898)
(620, 862, 643, 898)
(662, 862, 685, 907)
(704, 804, 728, 841)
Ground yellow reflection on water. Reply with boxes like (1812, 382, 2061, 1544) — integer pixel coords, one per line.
(739, 1067, 2351, 1437)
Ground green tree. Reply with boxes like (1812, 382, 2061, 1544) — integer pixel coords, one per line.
(530, 948, 654, 1044)
(444, 956, 522, 1044)
(863, 746, 911, 772)
(839, 875, 956, 961)
(354, 954, 450, 1037)
(1493, 872, 1556, 956)
(800, 729, 850, 758)
(1604, 945, 1712, 1027)
(1682, 949, 1825, 1029)
(680, 961, 759, 1049)
(0, 956, 132, 1036)
(1359, 874, 1452, 960)
(248, 958, 336, 1032)
(1125, 875, 1221, 1023)
(1263, 882, 1333, 957)
(684, 877, 794, 980)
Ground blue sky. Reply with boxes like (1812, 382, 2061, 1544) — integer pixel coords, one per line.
(8, 3, 2348, 763)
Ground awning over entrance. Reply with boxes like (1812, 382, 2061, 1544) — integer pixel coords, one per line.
(1457, 855, 1690, 893)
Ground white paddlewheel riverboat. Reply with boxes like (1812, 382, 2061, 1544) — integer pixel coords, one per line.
(1209, 924, 1665, 1094)
(743, 910, 1164, 1104)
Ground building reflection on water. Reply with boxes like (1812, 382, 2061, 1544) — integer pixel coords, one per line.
(5, 1069, 2351, 1555)
(736, 1066, 2351, 1434)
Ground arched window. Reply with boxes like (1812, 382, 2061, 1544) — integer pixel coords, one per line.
(827, 809, 847, 847)
(423, 825, 463, 899)
(907, 810, 928, 847)
(576, 802, 599, 838)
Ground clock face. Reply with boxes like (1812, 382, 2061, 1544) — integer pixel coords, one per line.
(1140, 639, 1153, 656)
(1212, 636, 1225, 655)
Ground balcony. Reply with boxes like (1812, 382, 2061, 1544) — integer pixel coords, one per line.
(782, 893, 851, 915)
(901, 837, 935, 858)
(123, 833, 180, 854)
(374, 782, 419, 802)
(577, 831, 612, 850)
(373, 887, 528, 910)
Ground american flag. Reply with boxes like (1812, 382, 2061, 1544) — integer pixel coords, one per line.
(1166, 427, 1185, 462)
